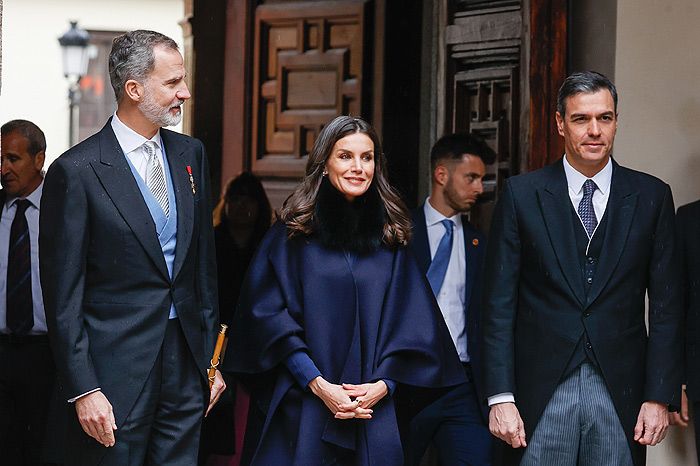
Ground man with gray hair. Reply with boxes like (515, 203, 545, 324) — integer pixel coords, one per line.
(482, 71, 682, 466)
(40, 30, 224, 465)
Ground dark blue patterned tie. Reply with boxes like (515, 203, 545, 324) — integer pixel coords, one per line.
(578, 179, 598, 238)
(427, 219, 454, 296)
(6, 199, 33, 335)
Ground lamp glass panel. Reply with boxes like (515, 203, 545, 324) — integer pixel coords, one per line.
(62, 45, 90, 77)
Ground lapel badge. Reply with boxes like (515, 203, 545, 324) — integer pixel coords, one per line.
(472, 238, 479, 247)
(186, 165, 196, 194)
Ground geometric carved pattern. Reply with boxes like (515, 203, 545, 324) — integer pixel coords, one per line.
(453, 68, 519, 203)
(252, 1, 365, 178)
(445, 0, 522, 231)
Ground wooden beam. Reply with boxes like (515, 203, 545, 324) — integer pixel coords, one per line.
(528, 0, 567, 171)
(221, 0, 253, 188)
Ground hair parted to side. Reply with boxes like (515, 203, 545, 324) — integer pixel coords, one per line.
(280, 115, 412, 247)
(108, 30, 179, 102)
(430, 132, 496, 173)
(1, 119, 46, 156)
(557, 70, 618, 117)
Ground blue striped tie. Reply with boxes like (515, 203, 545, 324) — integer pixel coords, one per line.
(579, 179, 598, 238)
(426, 219, 454, 296)
(6, 199, 33, 334)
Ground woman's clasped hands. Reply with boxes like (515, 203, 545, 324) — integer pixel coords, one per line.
(308, 377, 388, 420)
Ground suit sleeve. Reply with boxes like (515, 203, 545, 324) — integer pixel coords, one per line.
(39, 158, 100, 399)
(676, 206, 697, 383)
(645, 184, 683, 407)
(195, 140, 218, 366)
(481, 179, 521, 399)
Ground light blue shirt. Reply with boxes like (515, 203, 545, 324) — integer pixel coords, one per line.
(424, 198, 469, 362)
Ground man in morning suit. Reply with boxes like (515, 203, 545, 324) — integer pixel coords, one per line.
(39, 30, 224, 466)
(407, 133, 495, 465)
(673, 199, 700, 462)
(482, 71, 681, 466)
(0, 120, 56, 465)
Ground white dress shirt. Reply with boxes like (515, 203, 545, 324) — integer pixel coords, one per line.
(0, 182, 47, 334)
(424, 198, 469, 362)
(487, 155, 614, 407)
(111, 112, 168, 190)
(563, 154, 612, 238)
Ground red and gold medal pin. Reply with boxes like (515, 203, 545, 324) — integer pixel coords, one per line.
(472, 238, 479, 247)
(186, 165, 196, 194)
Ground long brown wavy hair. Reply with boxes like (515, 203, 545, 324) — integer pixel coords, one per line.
(279, 115, 412, 246)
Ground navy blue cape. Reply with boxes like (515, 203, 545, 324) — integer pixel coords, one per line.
(225, 223, 465, 465)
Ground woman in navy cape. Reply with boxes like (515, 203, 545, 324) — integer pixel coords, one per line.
(224, 116, 465, 465)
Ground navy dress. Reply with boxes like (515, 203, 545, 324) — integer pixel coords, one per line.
(226, 221, 465, 466)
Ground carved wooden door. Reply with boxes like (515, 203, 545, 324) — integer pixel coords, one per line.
(444, 0, 523, 231)
(249, 0, 370, 208)
(444, 0, 566, 231)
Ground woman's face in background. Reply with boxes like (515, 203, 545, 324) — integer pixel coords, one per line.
(324, 132, 375, 201)
(225, 194, 259, 227)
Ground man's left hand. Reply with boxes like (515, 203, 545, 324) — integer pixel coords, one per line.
(206, 370, 226, 416)
(634, 401, 669, 446)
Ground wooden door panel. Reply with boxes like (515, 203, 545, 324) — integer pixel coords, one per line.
(443, 0, 566, 232)
(446, 1, 522, 231)
(252, 1, 366, 184)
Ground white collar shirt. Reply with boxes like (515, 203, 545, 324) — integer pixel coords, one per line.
(110, 112, 167, 187)
(563, 155, 613, 236)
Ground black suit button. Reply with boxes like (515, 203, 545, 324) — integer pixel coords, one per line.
(586, 277, 593, 284)
(587, 257, 596, 264)
(584, 311, 591, 317)
(586, 342, 593, 349)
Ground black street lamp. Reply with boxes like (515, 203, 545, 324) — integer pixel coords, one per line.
(58, 21, 90, 147)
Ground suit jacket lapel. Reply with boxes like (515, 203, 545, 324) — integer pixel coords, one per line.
(161, 130, 194, 280)
(537, 161, 586, 307)
(463, 219, 479, 311)
(585, 162, 638, 307)
(411, 207, 432, 275)
(90, 122, 170, 281)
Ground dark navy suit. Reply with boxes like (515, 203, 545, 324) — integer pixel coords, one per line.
(407, 204, 491, 466)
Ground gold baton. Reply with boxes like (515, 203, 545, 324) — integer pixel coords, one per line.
(208, 324, 228, 389)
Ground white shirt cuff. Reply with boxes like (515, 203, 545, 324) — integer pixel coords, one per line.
(488, 392, 515, 406)
(68, 388, 101, 403)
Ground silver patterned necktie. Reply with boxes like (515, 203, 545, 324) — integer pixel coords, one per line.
(578, 179, 598, 238)
(143, 141, 170, 217)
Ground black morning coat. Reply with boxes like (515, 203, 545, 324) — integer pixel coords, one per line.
(39, 120, 218, 464)
(481, 158, 682, 466)
(224, 183, 466, 466)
